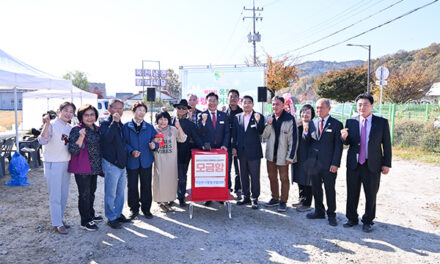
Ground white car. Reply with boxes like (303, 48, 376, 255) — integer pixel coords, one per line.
(97, 99, 110, 122)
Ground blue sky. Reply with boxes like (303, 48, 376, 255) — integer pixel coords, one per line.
(1, 0, 439, 95)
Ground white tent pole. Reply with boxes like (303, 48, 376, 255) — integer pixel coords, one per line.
(14, 86, 19, 152)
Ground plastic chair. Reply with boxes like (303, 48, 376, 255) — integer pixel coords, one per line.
(19, 138, 41, 169)
(0, 138, 14, 176)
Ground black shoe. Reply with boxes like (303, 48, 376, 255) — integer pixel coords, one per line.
(306, 212, 325, 219)
(236, 198, 251, 205)
(277, 202, 287, 212)
(218, 201, 224, 205)
(117, 214, 132, 223)
(328, 217, 338, 226)
(251, 200, 259, 210)
(143, 212, 153, 219)
(129, 212, 139, 220)
(362, 224, 373, 233)
(93, 215, 103, 222)
(343, 220, 358, 228)
(203, 201, 212, 206)
(107, 220, 122, 229)
(264, 199, 280, 207)
(178, 198, 187, 207)
(81, 221, 98, 231)
(168, 201, 175, 207)
(235, 190, 242, 201)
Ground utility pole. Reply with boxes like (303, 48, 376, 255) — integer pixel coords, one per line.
(243, 0, 263, 66)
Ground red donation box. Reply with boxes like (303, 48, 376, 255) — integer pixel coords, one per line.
(187, 148, 233, 202)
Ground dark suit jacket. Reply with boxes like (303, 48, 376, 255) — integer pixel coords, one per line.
(231, 111, 265, 161)
(304, 116, 343, 174)
(197, 110, 230, 148)
(343, 115, 392, 173)
(171, 117, 203, 164)
(292, 125, 312, 185)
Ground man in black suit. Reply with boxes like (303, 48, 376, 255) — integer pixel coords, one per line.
(231, 95, 265, 209)
(304, 98, 343, 226)
(341, 93, 392, 232)
(171, 99, 204, 207)
(226, 89, 243, 198)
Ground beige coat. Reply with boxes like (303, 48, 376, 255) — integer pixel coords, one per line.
(262, 118, 298, 166)
(153, 126, 187, 202)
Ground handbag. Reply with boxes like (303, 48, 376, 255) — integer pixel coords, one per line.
(68, 124, 92, 174)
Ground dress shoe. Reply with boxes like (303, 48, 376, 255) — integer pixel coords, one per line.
(107, 220, 122, 229)
(129, 212, 139, 220)
(55, 226, 68, 235)
(251, 200, 259, 210)
(296, 205, 312, 212)
(143, 212, 154, 219)
(203, 201, 212, 206)
(236, 198, 251, 205)
(328, 217, 338, 226)
(362, 224, 373, 233)
(306, 212, 325, 219)
(117, 214, 132, 223)
(178, 198, 187, 207)
(343, 220, 358, 228)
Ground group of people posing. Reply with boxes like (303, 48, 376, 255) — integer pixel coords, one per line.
(38, 89, 391, 235)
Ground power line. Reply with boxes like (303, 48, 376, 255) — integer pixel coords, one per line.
(280, 0, 438, 59)
(292, 0, 405, 52)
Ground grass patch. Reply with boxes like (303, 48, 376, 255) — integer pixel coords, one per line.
(393, 146, 440, 165)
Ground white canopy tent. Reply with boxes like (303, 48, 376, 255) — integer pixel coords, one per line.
(0, 48, 73, 149)
(22, 86, 97, 130)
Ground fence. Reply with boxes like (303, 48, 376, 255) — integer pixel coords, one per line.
(263, 103, 440, 145)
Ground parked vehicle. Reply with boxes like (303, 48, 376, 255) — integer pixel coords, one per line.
(97, 99, 110, 122)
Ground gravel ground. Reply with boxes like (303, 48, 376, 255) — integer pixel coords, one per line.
(0, 149, 439, 264)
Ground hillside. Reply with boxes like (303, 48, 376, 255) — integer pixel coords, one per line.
(296, 60, 364, 77)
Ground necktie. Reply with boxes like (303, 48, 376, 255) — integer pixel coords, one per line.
(319, 119, 324, 136)
(359, 118, 367, 164)
(211, 112, 216, 129)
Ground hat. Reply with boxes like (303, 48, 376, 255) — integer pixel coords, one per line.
(173, 99, 189, 109)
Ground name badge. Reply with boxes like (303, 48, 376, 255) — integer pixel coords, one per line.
(325, 129, 332, 132)
(251, 124, 257, 128)
(219, 121, 225, 124)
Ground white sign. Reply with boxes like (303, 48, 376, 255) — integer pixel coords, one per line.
(375, 66, 389, 81)
(375, 80, 388, 85)
(194, 154, 226, 187)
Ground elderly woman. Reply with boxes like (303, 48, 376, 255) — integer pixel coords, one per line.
(38, 102, 76, 235)
(68, 104, 103, 231)
(123, 101, 158, 220)
(153, 111, 187, 212)
(292, 104, 315, 212)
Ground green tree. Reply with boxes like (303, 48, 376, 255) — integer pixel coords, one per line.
(314, 67, 367, 102)
(63, 71, 90, 91)
(165, 69, 181, 99)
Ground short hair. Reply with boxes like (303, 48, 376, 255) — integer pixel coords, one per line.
(300, 104, 315, 119)
(58, 102, 76, 113)
(155, 111, 171, 125)
(228, 89, 240, 97)
(242, 95, 254, 103)
(109, 98, 124, 108)
(355, 93, 374, 104)
(186, 93, 197, 100)
(317, 98, 331, 107)
(77, 104, 98, 123)
(272, 95, 285, 104)
(206, 92, 219, 100)
(132, 101, 148, 112)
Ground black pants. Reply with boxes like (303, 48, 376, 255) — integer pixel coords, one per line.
(298, 184, 313, 206)
(177, 162, 189, 199)
(228, 150, 241, 192)
(346, 162, 381, 225)
(311, 169, 337, 218)
(127, 166, 152, 215)
(238, 154, 261, 200)
(74, 174, 98, 226)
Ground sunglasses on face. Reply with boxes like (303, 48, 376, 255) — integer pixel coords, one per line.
(176, 106, 187, 110)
